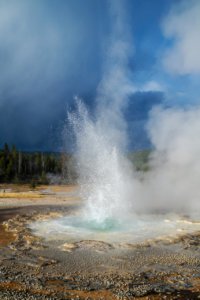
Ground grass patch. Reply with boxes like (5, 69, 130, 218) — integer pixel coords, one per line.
(0, 192, 43, 199)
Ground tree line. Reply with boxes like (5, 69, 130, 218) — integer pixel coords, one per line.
(0, 143, 76, 185)
(0, 143, 150, 186)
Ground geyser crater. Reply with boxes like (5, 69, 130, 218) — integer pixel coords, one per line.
(29, 211, 200, 246)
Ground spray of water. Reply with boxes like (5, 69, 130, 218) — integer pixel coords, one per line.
(69, 101, 136, 226)
(68, 0, 136, 226)
(68, 1, 200, 227)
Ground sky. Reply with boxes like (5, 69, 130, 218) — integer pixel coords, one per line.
(0, 0, 200, 151)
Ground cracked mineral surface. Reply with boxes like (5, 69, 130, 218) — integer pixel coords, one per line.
(0, 185, 200, 299)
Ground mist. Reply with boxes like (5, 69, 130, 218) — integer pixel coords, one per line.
(138, 106, 200, 214)
(68, 0, 200, 224)
(68, 0, 137, 224)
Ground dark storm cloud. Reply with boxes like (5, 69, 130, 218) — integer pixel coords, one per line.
(0, 0, 107, 150)
(0, 0, 168, 151)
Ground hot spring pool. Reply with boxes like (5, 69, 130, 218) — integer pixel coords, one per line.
(29, 212, 200, 245)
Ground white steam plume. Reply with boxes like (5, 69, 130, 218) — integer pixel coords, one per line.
(139, 106, 200, 214)
(95, 0, 135, 149)
(69, 0, 136, 225)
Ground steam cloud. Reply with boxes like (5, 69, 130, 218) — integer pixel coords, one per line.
(69, 0, 136, 224)
(69, 0, 200, 224)
(141, 106, 200, 214)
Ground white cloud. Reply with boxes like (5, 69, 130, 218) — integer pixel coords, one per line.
(142, 80, 164, 92)
(162, 0, 200, 75)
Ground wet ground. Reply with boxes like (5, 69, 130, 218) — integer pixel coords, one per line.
(0, 185, 200, 299)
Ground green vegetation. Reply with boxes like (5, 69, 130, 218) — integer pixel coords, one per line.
(0, 143, 150, 185)
(0, 143, 76, 184)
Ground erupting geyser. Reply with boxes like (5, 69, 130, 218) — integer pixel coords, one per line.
(30, 0, 200, 244)
(68, 101, 135, 226)
(68, 0, 136, 227)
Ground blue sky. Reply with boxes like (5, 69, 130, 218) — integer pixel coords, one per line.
(0, 0, 200, 151)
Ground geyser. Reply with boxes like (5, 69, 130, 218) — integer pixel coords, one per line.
(68, 0, 136, 226)
(68, 101, 135, 226)
(30, 1, 200, 245)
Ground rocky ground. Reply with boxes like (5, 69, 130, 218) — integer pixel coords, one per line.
(0, 185, 200, 299)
